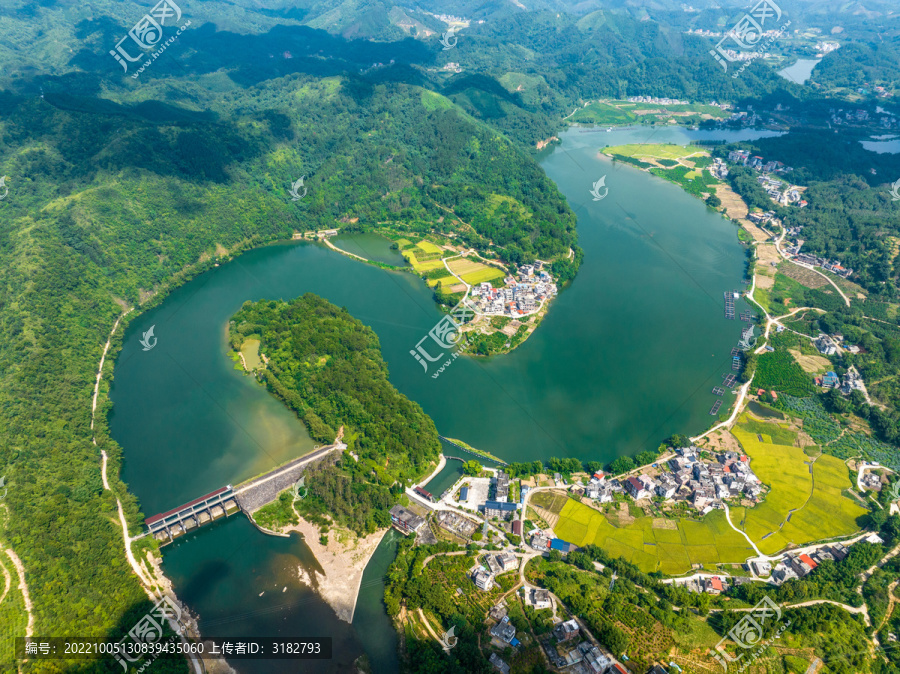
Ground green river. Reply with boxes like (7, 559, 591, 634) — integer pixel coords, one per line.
(108, 125, 778, 672)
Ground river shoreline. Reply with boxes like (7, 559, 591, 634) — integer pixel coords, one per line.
(279, 517, 389, 624)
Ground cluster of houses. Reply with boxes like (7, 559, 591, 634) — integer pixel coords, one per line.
(541, 619, 630, 674)
(815, 332, 863, 357)
(480, 470, 522, 521)
(581, 447, 763, 513)
(782, 229, 853, 279)
(788, 250, 854, 278)
(830, 107, 870, 126)
(771, 545, 848, 583)
(487, 597, 629, 674)
(710, 157, 728, 180)
(472, 552, 519, 592)
(767, 533, 884, 583)
(435, 510, 479, 539)
(727, 149, 794, 175)
(467, 261, 558, 317)
(727, 111, 763, 126)
(814, 364, 868, 398)
(626, 96, 689, 105)
(671, 575, 731, 595)
(815, 42, 840, 56)
(756, 174, 807, 207)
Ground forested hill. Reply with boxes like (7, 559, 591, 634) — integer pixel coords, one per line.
(229, 294, 441, 534)
(2, 0, 792, 146)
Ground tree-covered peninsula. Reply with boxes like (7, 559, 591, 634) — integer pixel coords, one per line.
(229, 294, 441, 534)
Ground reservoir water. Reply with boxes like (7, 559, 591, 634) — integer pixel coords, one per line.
(777, 58, 821, 85)
(108, 125, 774, 672)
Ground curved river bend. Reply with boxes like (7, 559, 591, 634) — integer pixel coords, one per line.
(109, 126, 776, 672)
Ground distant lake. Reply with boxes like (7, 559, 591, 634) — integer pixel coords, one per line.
(777, 59, 821, 85)
(861, 137, 900, 154)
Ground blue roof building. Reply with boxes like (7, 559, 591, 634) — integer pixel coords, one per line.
(460, 486, 469, 501)
(483, 500, 517, 511)
(550, 538, 577, 554)
(482, 500, 518, 520)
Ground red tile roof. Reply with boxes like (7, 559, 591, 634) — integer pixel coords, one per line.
(799, 553, 818, 568)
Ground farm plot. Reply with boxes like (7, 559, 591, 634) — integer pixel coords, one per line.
(446, 258, 505, 285)
(731, 425, 865, 555)
(602, 143, 706, 163)
(554, 500, 753, 575)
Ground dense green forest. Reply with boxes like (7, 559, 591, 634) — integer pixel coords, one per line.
(229, 294, 441, 534)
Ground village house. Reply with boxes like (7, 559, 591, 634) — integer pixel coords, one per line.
(389, 505, 426, 535)
(473, 569, 494, 591)
(530, 533, 551, 551)
(656, 475, 678, 499)
(490, 615, 517, 644)
(625, 475, 652, 500)
(815, 334, 839, 356)
(482, 500, 518, 520)
(553, 618, 580, 643)
(704, 576, 725, 594)
(493, 471, 510, 502)
(528, 588, 552, 610)
(489, 653, 510, 674)
(487, 552, 518, 575)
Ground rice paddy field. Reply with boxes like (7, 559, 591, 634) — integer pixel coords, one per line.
(554, 500, 754, 575)
(445, 257, 506, 286)
(405, 255, 445, 273)
(729, 423, 866, 555)
(553, 414, 866, 574)
(461, 268, 505, 285)
(601, 143, 706, 163)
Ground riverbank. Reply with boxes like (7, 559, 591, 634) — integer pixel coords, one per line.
(281, 517, 389, 624)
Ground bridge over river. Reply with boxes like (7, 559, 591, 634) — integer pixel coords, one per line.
(146, 442, 345, 545)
